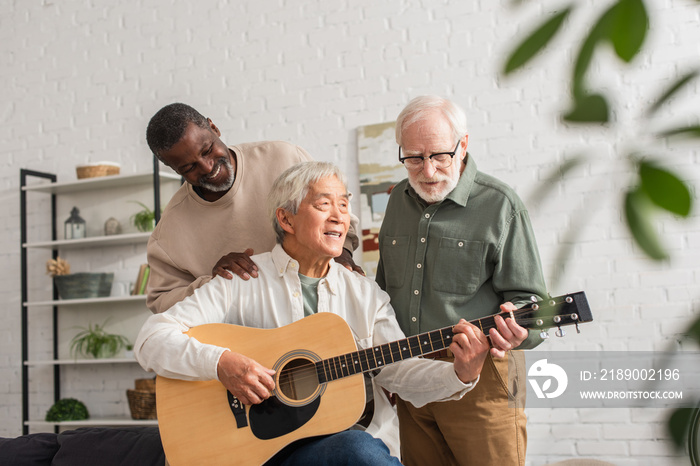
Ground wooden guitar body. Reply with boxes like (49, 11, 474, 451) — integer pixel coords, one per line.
(156, 312, 366, 466)
(154, 291, 592, 465)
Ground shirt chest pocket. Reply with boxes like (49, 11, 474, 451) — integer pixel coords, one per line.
(380, 235, 410, 288)
(432, 238, 484, 295)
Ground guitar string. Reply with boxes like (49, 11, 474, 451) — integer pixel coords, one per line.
(273, 314, 560, 393)
(274, 304, 575, 386)
(275, 311, 560, 383)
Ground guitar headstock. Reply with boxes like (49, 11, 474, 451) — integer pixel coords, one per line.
(514, 291, 593, 338)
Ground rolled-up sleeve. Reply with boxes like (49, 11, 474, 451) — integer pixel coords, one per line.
(135, 276, 231, 381)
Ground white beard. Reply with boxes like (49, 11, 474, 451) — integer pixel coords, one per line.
(408, 171, 458, 204)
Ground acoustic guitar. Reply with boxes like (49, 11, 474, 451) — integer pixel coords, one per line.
(156, 291, 592, 465)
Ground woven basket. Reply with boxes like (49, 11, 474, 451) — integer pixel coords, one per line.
(76, 163, 120, 179)
(127, 389, 157, 420)
(54, 273, 114, 300)
(135, 378, 156, 392)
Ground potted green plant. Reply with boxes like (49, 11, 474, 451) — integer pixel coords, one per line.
(45, 398, 89, 422)
(70, 320, 130, 359)
(130, 201, 156, 232)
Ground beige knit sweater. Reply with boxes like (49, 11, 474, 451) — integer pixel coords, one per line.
(146, 140, 358, 313)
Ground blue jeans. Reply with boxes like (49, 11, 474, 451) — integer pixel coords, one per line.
(274, 430, 402, 466)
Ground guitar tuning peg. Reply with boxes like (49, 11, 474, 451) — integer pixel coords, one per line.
(555, 326, 566, 337)
(575, 322, 580, 334)
(539, 330, 549, 339)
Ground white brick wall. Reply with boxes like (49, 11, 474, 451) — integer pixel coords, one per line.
(2, 1, 699, 464)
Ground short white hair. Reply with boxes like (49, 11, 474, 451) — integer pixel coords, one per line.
(395, 95, 468, 146)
(268, 161, 348, 244)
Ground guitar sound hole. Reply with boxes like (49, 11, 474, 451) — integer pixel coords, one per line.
(278, 358, 319, 402)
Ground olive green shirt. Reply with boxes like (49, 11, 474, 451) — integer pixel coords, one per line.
(375, 155, 548, 348)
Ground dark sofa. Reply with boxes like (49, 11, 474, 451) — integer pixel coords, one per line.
(0, 426, 165, 466)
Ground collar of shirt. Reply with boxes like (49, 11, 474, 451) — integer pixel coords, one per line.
(270, 244, 339, 296)
(404, 153, 478, 208)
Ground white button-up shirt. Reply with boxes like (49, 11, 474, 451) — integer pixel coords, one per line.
(135, 244, 476, 456)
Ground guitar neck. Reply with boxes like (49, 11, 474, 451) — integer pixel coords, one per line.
(315, 291, 592, 384)
(315, 324, 456, 384)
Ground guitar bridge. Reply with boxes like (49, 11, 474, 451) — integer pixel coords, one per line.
(227, 391, 248, 429)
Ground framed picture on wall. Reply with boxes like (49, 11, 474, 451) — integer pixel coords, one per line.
(356, 121, 405, 277)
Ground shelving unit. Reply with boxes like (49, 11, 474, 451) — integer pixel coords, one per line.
(25, 358, 139, 367)
(25, 418, 159, 428)
(25, 295, 147, 308)
(19, 165, 180, 434)
(24, 232, 152, 250)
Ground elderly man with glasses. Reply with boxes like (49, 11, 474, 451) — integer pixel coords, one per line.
(375, 95, 549, 466)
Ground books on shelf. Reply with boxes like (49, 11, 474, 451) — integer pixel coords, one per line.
(132, 264, 151, 295)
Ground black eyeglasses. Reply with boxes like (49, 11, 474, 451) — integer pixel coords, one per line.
(398, 140, 461, 171)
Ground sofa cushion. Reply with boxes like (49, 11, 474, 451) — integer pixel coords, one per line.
(0, 432, 60, 466)
(52, 427, 165, 466)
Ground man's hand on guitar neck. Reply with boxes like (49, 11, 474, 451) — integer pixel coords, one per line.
(488, 302, 529, 358)
(216, 351, 276, 405)
(449, 321, 490, 384)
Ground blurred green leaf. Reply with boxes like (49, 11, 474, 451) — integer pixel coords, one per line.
(572, 4, 615, 91)
(624, 187, 669, 260)
(658, 125, 700, 139)
(687, 315, 700, 345)
(610, 0, 648, 62)
(668, 408, 694, 448)
(563, 93, 610, 123)
(572, 0, 647, 90)
(503, 6, 573, 75)
(572, 35, 595, 93)
(639, 162, 693, 216)
(527, 155, 586, 206)
(646, 69, 700, 117)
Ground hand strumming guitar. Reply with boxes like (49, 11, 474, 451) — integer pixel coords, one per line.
(216, 351, 275, 405)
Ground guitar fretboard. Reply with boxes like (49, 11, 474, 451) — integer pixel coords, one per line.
(312, 291, 591, 385)
(315, 314, 502, 384)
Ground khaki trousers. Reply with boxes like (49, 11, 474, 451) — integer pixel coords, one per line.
(396, 351, 527, 466)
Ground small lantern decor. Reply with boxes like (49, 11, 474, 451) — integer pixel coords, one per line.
(65, 207, 86, 239)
